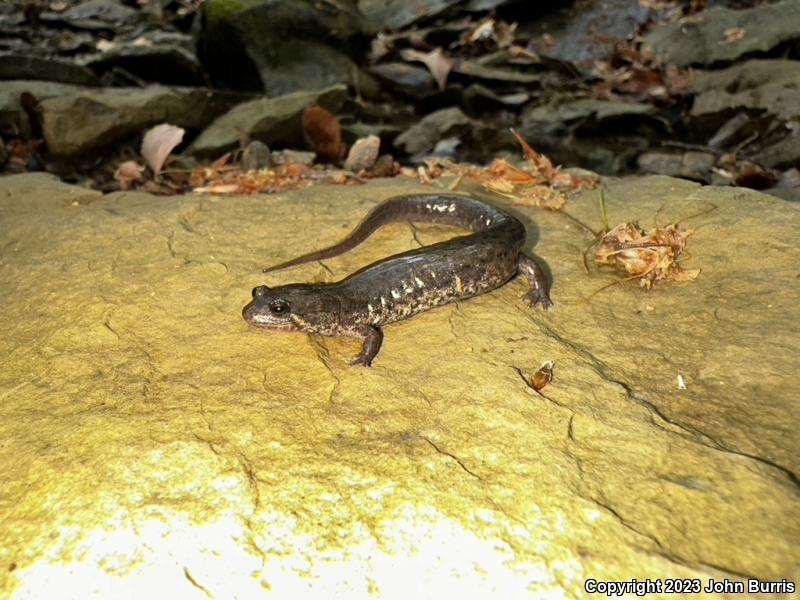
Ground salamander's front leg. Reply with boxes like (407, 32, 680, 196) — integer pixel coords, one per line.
(518, 254, 553, 309)
(349, 325, 384, 367)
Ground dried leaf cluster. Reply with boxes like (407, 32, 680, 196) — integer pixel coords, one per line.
(188, 154, 356, 195)
(111, 112, 400, 195)
(413, 131, 598, 209)
(592, 40, 691, 102)
(594, 222, 700, 288)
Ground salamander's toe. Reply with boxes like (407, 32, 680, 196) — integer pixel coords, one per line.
(349, 354, 373, 367)
(523, 289, 553, 310)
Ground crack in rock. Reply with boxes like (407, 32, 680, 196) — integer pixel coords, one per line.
(421, 435, 481, 480)
(183, 567, 213, 599)
(529, 322, 799, 491)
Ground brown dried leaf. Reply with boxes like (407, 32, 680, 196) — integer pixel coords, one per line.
(511, 129, 558, 180)
(414, 134, 596, 210)
(594, 222, 699, 288)
(302, 105, 343, 163)
(399, 47, 453, 90)
(462, 17, 517, 48)
(188, 153, 363, 195)
(141, 123, 184, 175)
(467, 17, 496, 43)
(532, 361, 554, 391)
(509, 186, 567, 210)
(723, 27, 746, 43)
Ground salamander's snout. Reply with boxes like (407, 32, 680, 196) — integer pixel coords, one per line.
(252, 285, 269, 299)
(242, 285, 298, 331)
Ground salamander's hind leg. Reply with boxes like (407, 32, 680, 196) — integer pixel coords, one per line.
(518, 254, 553, 309)
(349, 325, 384, 367)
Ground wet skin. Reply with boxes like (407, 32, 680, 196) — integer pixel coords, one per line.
(243, 193, 552, 366)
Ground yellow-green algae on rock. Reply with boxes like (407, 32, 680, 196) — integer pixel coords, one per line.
(0, 173, 798, 599)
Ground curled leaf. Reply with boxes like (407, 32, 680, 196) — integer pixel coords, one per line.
(399, 47, 453, 90)
(532, 361, 554, 391)
(141, 123, 184, 175)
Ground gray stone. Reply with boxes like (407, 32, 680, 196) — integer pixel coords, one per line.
(39, 86, 245, 157)
(46, 0, 138, 30)
(707, 113, 759, 149)
(643, 0, 800, 66)
(0, 54, 99, 86)
(81, 32, 203, 86)
(358, 0, 460, 30)
(691, 60, 800, 121)
(201, 0, 373, 94)
(344, 135, 381, 172)
(454, 61, 543, 85)
(393, 107, 472, 155)
(0, 80, 88, 131)
(519, 0, 653, 66)
(252, 41, 363, 99)
(751, 131, 800, 170)
(189, 85, 347, 158)
(524, 98, 656, 124)
(368, 62, 435, 94)
(241, 141, 272, 171)
(637, 151, 716, 182)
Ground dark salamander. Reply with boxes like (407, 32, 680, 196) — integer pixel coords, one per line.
(243, 193, 552, 366)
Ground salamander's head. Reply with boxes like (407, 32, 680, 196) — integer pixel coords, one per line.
(242, 284, 335, 333)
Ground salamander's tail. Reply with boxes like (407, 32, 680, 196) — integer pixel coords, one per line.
(263, 193, 508, 273)
(262, 202, 396, 272)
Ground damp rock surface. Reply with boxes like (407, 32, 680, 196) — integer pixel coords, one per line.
(0, 173, 797, 598)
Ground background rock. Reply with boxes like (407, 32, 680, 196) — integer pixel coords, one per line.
(393, 106, 472, 155)
(0, 80, 87, 131)
(39, 86, 246, 157)
(0, 54, 99, 85)
(637, 151, 716, 182)
(199, 0, 374, 94)
(358, 0, 461, 31)
(644, 0, 800, 67)
(690, 59, 800, 121)
(189, 85, 347, 158)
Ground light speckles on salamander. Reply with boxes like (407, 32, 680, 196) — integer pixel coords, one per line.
(242, 193, 552, 366)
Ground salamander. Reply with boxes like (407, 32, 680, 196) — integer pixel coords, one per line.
(242, 193, 552, 366)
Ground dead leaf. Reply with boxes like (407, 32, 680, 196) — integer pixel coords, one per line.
(141, 123, 184, 175)
(508, 186, 567, 210)
(114, 160, 145, 190)
(415, 133, 595, 209)
(594, 222, 699, 288)
(532, 361, 554, 391)
(399, 47, 453, 90)
(723, 27, 746, 43)
(463, 17, 516, 48)
(187, 150, 364, 195)
(467, 18, 496, 43)
(302, 105, 343, 163)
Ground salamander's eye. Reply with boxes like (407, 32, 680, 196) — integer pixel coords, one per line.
(252, 286, 269, 298)
(269, 299, 289, 314)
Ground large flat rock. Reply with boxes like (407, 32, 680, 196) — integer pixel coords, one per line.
(643, 0, 800, 67)
(0, 173, 797, 598)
